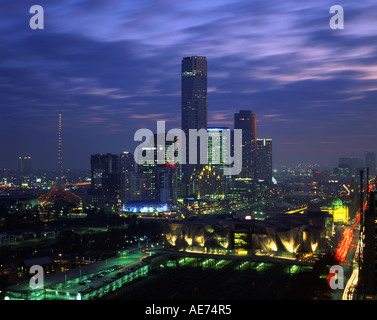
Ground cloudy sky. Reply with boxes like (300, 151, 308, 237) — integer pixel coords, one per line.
(0, 0, 376, 170)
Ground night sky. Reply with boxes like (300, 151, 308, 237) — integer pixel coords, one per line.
(1, 0, 376, 170)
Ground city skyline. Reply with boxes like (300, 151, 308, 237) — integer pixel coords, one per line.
(1, 0, 377, 170)
(2, 0, 377, 305)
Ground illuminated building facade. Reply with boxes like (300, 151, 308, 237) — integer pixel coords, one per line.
(321, 198, 349, 223)
(207, 127, 230, 169)
(189, 165, 226, 199)
(4, 259, 150, 300)
(227, 177, 254, 201)
(163, 212, 332, 256)
(121, 202, 170, 215)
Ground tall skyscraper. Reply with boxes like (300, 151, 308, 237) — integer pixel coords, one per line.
(181, 56, 207, 132)
(234, 110, 257, 179)
(181, 56, 207, 195)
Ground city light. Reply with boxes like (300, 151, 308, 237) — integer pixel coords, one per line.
(335, 228, 353, 263)
(0, 12, 376, 304)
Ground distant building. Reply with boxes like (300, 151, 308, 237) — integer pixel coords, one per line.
(234, 110, 257, 179)
(336, 157, 364, 177)
(120, 152, 135, 203)
(133, 134, 178, 204)
(89, 153, 121, 208)
(321, 198, 349, 223)
(312, 170, 329, 183)
(155, 164, 178, 204)
(133, 164, 177, 204)
(255, 138, 272, 184)
(189, 165, 226, 199)
(121, 202, 171, 215)
(365, 151, 376, 176)
(18, 156, 32, 174)
(129, 172, 153, 202)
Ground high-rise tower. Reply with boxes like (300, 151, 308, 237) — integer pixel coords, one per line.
(234, 110, 257, 179)
(38, 111, 81, 206)
(181, 56, 208, 196)
(181, 56, 207, 132)
(58, 111, 63, 182)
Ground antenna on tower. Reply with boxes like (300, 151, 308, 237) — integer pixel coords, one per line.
(37, 107, 81, 206)
(58, 109, 63, 184)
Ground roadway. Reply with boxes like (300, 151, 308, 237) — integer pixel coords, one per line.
(340, 221, 361, 300)
(331, 214, 361, 300)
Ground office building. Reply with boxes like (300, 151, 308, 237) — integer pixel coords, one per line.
(181, 56, 207, 132)
(189, 165, 226, 199)
(336, 157, 364, 177)
(120, 152, 135, 203)
(181, 56, 208, 196)
(234, 110, 257, 179)
(207, 127, 230, 170)
(365, 151, 376, 176)
(18, 156, 32, 175)
(255, 138, 272, 184)
(89, 153, 121, 207)
(156, 164, 178, 203)
(134, 134, 178, 204)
